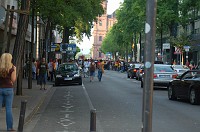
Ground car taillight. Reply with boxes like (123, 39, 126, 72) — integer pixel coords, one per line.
(154, 74, 157, 78)
(133, 69, 137, 72)
(140, 70, 143, 73)
(172, 74, 178, 78)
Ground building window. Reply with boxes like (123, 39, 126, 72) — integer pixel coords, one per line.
(99, 20, 102, 26)
(99, 36, 102, 41)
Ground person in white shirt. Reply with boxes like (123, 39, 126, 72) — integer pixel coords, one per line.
(83, 59, 90, 77)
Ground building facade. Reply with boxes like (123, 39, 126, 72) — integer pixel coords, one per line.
(91, 1, 117, 60)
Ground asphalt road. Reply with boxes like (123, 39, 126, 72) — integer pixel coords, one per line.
(24, 70, 200, 132)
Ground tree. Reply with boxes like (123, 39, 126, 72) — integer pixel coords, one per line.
(35, 0, 104, 41)
(101, 0, 145, 61)
(12, 0, 31, 95)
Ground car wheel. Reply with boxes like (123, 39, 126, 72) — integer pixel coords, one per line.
(141, 80, 143, 88)
(54, 80, 59, 86)
(54, 83, 59, 86)
(78, 78, 82, 85)
(78, 81, 82, 85)
(189, 88, 200, 105)
(168, 85, 176, 100)
(127, 73, 130, 78)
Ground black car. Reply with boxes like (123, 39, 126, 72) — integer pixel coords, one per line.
(127, 63, 141, 79)
(54, 63, 82, 86)
(168, 70, 200, 105)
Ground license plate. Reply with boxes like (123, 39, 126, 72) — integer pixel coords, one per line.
(159, 75, 170, 78)
(64, 78, 72, 80)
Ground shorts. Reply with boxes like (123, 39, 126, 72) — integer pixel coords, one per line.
(39, 74, 47, 85)
(90, 71, 95, 77)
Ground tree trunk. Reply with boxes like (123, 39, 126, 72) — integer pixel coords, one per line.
(42, 19, 50, 59)
(28, 0, 35, 89)
(16, 59, 23, 95)
(49, 22, 54, 60)
(62, 27, 70, 62)
(12, 0, 30, 95)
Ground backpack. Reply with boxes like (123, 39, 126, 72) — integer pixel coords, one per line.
(90, 63, 95, 72)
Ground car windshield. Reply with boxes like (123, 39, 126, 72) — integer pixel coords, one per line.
(135, 64, 141, 68)
(59, 64, 78, 72)
(182, 71, 200, 79)
(172, 65, 187, 69)
(154, 65, 174, 72)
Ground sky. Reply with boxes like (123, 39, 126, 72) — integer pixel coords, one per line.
(78, 0, 124, 54)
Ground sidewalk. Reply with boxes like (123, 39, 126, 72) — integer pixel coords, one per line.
(0, 79, 53, 131)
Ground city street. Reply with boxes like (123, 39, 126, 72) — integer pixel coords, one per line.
(24, 70, 200, 132)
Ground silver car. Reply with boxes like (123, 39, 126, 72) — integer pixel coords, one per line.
(171, 65, 189, 76)
(136, 64, 144, 81)
(141, 64, 178, 88)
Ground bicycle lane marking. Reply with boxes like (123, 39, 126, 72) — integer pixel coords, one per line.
(82, 83, 104, 132)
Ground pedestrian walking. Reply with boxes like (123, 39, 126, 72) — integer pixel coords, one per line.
(97, 60, 104, 82)
(32, 58, 37, 79)
(0, 53, 17, 131)
(37, 58, 49, 90)
(48, 59, 54, 81)
(83, 59, 90, 77)
(89, 60, 96, 82)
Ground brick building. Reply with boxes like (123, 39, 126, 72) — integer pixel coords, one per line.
(91, 1, 117, 60)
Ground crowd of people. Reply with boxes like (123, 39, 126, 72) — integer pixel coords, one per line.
(78, 59, 105, 82)
(23, 58, 59, 90)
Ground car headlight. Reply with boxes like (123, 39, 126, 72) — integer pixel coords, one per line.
(74, 73, 80, 77)
(56, 75, 62, 78)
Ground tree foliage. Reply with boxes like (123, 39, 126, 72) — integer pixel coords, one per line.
(35, 0, 104, 40)
(101, 0, 145, 60)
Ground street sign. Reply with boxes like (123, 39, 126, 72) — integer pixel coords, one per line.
(184, 46, 190, 52)
(51, 43, 59, 52)
(163, 43, 170, 49)
(60, 43, 76, 53)
(174, 47, 182, 54)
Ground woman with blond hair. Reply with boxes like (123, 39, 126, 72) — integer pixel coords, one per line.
(0, 53, 16, 131)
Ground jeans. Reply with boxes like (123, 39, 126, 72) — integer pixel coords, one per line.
(98, 70, 103, 81)
(39, 73, 47, 85)
(0, 88, 14, 130)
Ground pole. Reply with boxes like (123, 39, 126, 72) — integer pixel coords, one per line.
(6, 6, 14, 52)
(28, 0, 35, 89)
(18, 100, 27, 132)
(1, 5, 10, 53)
(90, 109, 96, 132)
(142, 0, 157, 132)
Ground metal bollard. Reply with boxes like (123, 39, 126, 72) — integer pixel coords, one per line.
(18, 100, 27, 132)
(90, 109, 96, 132)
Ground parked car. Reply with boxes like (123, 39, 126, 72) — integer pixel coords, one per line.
(168, 70, 200, 105)
(54, 63, 82, 86)
(127, 63, 141, 79)
(136, 64, 144, 81)
(141, 64, 178, 88)
(171, 65, 189, 76)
